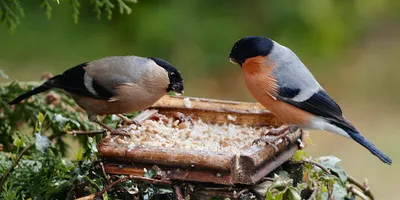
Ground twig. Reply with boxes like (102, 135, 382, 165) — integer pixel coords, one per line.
(347, 176, 374, 200)
(233, 188, 249, 199)
(66, 129, 106, 136)
(327, 184, 333, 200)
(66, 182, 89, 200)
(173, 185, 184, 200)
(261, 177, 275, 182)
(347, 184, 369, 200)
(292, 160, 331, 175)
(307, 180, 319, 200)
(203, 186, 234, 191)
(95, 175, 172, 198)
(95, 175, 132, 197)
(307, 187, 318, 200)
(99, 162, 111, 184)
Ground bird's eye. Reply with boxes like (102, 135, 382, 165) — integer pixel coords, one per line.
(171, 72, 175, 75)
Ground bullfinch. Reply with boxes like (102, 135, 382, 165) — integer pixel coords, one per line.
(229, 36, 392, 165)
(8, 56, 184, 131)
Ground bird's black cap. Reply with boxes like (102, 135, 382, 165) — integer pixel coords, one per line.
(229, 36, 274, 66)
(150, 57, 184, 94)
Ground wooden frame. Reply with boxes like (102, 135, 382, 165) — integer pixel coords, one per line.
(98, 96, 302, 185)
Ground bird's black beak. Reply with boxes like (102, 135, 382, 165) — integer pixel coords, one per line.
(229, 57, 238, 65)
(171, 82, 184, 95)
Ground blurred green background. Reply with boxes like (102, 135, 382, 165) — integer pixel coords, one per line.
(1, 0, 399, 198)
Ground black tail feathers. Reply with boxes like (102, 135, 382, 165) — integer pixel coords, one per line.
(8, 77, 60, 105)
(348, 130, 392, 165)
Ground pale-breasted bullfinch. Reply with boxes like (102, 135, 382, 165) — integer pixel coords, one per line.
(9, 56, 184, 130)
(229, 36, 392, 165)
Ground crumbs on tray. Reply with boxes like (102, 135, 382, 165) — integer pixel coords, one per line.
(113, 112, 270, 154)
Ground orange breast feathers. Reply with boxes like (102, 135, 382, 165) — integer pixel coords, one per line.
(241, 56, 313, 125)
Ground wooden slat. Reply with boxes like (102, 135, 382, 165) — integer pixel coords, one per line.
(99, 96, 303, 185)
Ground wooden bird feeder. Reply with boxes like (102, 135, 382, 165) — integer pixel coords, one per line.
(98, 96, 303, 186)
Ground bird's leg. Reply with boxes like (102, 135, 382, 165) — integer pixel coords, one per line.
(116, 114, 140, 126)
(93, 118, 114, 132)
(89, 115, 129, 136)
(253, 125, 299, 153)
(266, 125, 290, 136)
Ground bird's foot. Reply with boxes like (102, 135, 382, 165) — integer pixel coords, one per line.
(116, 114, 140, 126)
(266, 125, 290, 136)
(94, 119, 114, 133)
(253, 137, 280, 153)
(267, 125, 299, 143)
(253, 125, 299, 153)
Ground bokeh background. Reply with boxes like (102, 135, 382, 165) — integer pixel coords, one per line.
(1, 0, 399, 198)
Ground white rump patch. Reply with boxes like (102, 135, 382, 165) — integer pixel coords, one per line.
(84, 72, 98, 96)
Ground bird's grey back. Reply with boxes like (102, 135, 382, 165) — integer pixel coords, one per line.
(85, 56, 155, 92)
(269, 41, 322, 101)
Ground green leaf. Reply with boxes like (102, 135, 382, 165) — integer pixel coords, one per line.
(296, 183, 307, 191)
(292, 150, 307, 161)
(317, 156, 347, 183)
(144, 169, 157, 178)
(38, 112, 45, 123)
(13, 134, 25, 148)
(320, 183, 347, 200)
(266, 190, 284, 200)
(331, 182, 347, 199)
(0, 70, 9, 79)
(277, 170, 290, 179)
(87, 137, 98, 153)
(285, 188, 301, 200)
(103, 192, 109, 200)
(321, 185, 328, 193)
(63, 123, 71, 132)
(75, 147, 84, 161)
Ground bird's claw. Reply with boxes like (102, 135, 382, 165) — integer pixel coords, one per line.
(94, 119, 114, 133)
(253, 136, 280, 153)
(116, 114, 140, 126)
(266, 125, 290, 136)
(253, 125, 299, 153)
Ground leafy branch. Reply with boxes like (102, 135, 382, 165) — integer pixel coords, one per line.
(1, 0, 137, 31)
(0, 0, 24, 31)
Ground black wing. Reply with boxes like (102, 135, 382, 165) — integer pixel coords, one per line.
(276, 89, 356, 132)
(50, 63, 113, 99)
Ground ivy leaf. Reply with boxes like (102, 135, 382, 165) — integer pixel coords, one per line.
(317, 156, 347, 183)
(266, 190, 284, 200)
(320, 183, 347, 200)
(285, 187, 301, 200)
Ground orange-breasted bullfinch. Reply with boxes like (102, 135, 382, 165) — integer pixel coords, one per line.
(229, 36, 392, 165)
(8, 56, 184, 130)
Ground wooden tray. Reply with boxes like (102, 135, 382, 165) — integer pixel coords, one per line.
(98, 95, 302, 185)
